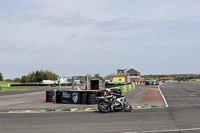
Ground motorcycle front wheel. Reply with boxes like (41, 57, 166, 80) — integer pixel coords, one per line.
(98, 102, 110, 113)
(123, 102, 132, 112)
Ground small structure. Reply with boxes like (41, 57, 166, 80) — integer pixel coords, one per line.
(109, 66, 144, 84)
(89, 77, 105, 90)
(126, 67, 142, 82)
(109, 69, 130, 84)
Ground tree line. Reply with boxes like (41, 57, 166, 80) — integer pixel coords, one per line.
(142, 74, 200, 81)
(0, 70, 58, 83)
(0, 70, 108, 83)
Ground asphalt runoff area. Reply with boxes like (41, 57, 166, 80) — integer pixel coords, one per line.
(1, 83, 200, 133)
(0, 84, 164, 112)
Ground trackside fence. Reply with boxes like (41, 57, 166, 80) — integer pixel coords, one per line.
(109, 84, 135, 94)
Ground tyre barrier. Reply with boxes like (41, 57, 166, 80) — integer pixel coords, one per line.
(56, 91, 61, 103)
(97, 90, 105, 97)
(80, 91, 87, 104)
(86, 91, 97, 104)
(47, 88, 133, 104)
(46, 90, 54, 102)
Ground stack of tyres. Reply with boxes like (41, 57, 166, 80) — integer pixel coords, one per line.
(56, 91, 61, 103)
(97, 90, 105, 97)
(80, 91, 87, 104)
(46, 90, 54, 102)
(87, 91, 97, 104)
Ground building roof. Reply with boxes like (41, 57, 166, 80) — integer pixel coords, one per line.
(126, 67, 140, 74)
(91, 76, 104, 81)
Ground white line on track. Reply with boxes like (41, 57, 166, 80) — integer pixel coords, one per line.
(141, 127, 200, 132)
(158, 84, 169, 108)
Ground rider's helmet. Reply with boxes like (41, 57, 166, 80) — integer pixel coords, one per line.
(104, 88, 111, 96)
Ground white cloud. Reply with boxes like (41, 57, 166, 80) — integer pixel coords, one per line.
(1, 0, 200, 79)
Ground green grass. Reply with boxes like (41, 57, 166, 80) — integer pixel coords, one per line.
(184, 81, 200, 84)
(0, 88, 34, 92)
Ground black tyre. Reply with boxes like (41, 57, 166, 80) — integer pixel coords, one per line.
(80, 99, 87, 104)
(87, 99, 96, 104)
(123, 102, 132, 112)
(97, 91, 105, 97)
(46, 91, 53, 102)
(56, 91, 61, 103)
(87, 91, 96, 104)
(81, 92, 87, 99)
(46, 98, 53, 102)
(98, 102, 109, 113)
(80, 92, 87, 104)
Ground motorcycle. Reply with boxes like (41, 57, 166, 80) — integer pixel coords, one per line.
(96, 89, 132, 113)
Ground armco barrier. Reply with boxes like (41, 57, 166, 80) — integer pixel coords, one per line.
(110, 84, 135, 94)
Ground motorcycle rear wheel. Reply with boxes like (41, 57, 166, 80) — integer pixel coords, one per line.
(123, 102, 132, 112)
(98, 102, 110, 113)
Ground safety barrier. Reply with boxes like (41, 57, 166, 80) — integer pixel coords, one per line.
(0, 84, 10, 87)
(132, 82, 140, 85)
(48, 90, 98, 104)
(109, 84, 135, 94)
(164, 80, 178, 83)
(47, 84, 135, 104)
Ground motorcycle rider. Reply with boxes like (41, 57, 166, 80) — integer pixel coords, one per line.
(104, 88, 120, 110)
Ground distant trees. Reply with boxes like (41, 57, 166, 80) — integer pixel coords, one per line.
(0, 72, 3, 81)
(86, 74, 93, 80)
(86, 74, 106, 80)
(142, 74, 200, 81)
(13, 78, 21, 82)
(20, 69, 58, 83)
(5, 79, 12, 82)
(94, 74, 104, 80)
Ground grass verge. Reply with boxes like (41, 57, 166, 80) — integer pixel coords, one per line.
(0, 88, 33, 92)
(184, 81, 200, 84)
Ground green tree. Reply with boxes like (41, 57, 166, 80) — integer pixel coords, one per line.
(20, 69, 58, 83)
(28, 72, 36, 82)
(86, 74, 93, 80)
(94, 74, 104, 80)
(20, 75, 27, 83)
(45, 70, 58, 80)
(5, 79, 13, 82)
(0, 72, 3, 81)
(13, 78, 21, 82)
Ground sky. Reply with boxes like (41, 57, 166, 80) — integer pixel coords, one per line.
(0, 0, 200, 79)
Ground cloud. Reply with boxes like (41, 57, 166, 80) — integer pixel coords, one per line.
(68, 35, 79, 38)
(95, 36, 115, 42)
(0, 40, 58, 54)
(0, 8, 43, 23)
(43, 12, 95, 26)
(0, 42, 30, 52)
(48, 12, 80, 20)
(85, 49, 112, 54)
(95, 18, 176, 31)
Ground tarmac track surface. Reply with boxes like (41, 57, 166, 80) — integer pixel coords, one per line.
(1, 83, 200, 133)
